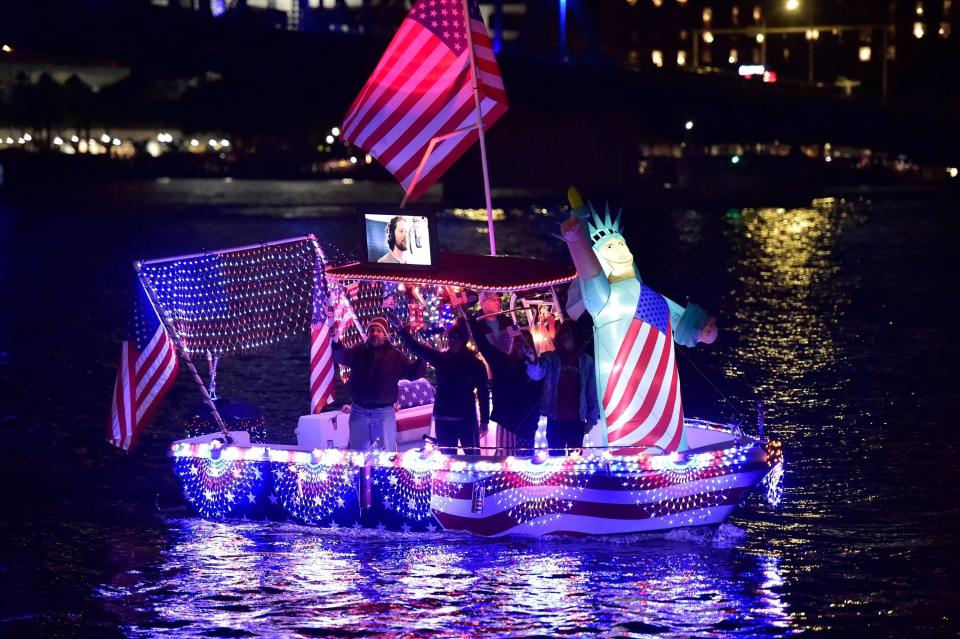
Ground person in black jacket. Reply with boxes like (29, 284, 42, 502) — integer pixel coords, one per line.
(394, 317, 489, 455)
(467, 314, 543, 456)
(331, 316, 425, 451)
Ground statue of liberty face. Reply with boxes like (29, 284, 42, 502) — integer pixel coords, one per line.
(597, 236, 634, 268)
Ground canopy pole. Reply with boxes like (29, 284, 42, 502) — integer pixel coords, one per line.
(462, 0, 497, 256)
(135, 265, 232, 443)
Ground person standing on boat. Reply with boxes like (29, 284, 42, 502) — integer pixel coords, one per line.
(392, 317, 489, 455)
(560, 188, 718, 454)
(468, 315, 543, 456)
(475, 291, 513, 353)
(331, 316, 425, 450)
(527, 319, 600, 456)
(378, 216, 408, 264)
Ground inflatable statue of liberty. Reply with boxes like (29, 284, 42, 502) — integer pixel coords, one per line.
(561, 188, 718, 454)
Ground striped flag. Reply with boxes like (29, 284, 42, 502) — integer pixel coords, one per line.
(310, 319, 336, 413)
(108, 279, 180, 450)
(602, 285, 686, 455)
(448, 288, 468, 307)
(506, 323, 522, 338)
(341, 0, 508, 201)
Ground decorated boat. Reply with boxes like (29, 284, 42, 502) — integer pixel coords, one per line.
(111, 229, 784, 537)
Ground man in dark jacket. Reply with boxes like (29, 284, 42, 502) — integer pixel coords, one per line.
(394, 318, 489, 455)
(332, 316, 425, 450)
(467, 314, 543, 456)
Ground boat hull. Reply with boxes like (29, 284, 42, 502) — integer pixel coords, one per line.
(170, 429, 782, 537)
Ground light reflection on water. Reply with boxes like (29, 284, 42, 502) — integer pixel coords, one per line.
(723, 204, 850, 409)
(102, 520, 796, 638)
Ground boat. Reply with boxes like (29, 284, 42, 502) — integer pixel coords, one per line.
(133, 233, 784, 537)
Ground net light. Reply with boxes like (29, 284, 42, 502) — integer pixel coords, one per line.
(728, 48, 739, 64)
(858, 46, 872, 62)
(805, 29, 820, 40)
(785, 0, 799, 11)
(703, 31, 715, 44)
(652, 49, 664, 67)
(756, 32, 766, 43)
(677, 50, 687, 65)
(916, 1, 924, 15)
(914, 21, 925, 38)
(702, 7, 712, 23)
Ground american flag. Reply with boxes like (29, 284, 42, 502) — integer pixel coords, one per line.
(310, 319, 336, 413)
(341, 0, 508, 201)
(448, 288, 468, 307)
(602, 285, 686, 454)
(108, 278, 180, 450)
(506, 323, 522, 338)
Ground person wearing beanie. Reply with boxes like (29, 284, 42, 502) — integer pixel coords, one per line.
(331, 315, 425, 451)
(393, 317, 489, 455)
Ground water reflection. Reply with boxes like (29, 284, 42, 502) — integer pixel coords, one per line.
(103, 520, 798, 638)
(723, 204, 852, 410)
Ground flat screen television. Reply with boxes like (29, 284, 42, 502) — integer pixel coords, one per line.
(360, 210, 439, 270)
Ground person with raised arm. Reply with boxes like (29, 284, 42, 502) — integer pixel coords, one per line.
(392, 316, 489, 455)
(331, 316, 425, 451)
(560, 187, 718, 454)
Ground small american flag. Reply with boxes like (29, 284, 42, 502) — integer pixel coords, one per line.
(341, 0, 508, 201)
(448, 289, 468, 307)
(507, 323, 522, 338)
(382, 295, 397, 310)
(108, 278, 179, 450)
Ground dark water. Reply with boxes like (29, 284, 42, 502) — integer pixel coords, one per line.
(1, 180, 959, 638)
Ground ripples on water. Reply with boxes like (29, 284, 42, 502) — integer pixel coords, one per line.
(1, 180, 958, 637)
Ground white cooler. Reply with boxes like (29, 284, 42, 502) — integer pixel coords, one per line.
(296, 410, 349, 450)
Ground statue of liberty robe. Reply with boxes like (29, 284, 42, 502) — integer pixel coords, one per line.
(579, 272, 708, 454)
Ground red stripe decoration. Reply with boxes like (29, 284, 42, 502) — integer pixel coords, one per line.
(310, 322, 335, 413)
(342, 0, 508, 202)
(108, 279, 179, 451)
(603, 319, 686, 454)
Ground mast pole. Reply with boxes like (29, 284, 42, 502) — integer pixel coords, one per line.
(462, 0, 497, 256)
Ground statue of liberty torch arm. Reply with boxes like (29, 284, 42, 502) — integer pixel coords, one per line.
(560, 187, 717, 454)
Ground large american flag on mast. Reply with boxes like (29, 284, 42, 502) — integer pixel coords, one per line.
(602, 286, 687, 455)
(108, 278, 179, 450)
(341, 0, 508, 201)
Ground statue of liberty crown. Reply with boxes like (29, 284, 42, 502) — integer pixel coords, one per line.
(585, 201, 624, 248)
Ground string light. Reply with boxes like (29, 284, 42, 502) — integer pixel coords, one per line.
(140, 239, 318, 355)
(170, 425, 782, 534)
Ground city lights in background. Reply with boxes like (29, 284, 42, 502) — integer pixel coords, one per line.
(1, 44, 12, 53)
(685, 120, 695, 130)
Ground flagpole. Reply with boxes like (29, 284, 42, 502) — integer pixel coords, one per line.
(462, 0, 497, 256)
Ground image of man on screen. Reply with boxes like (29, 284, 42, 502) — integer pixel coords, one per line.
(378, 216, 408, 264)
